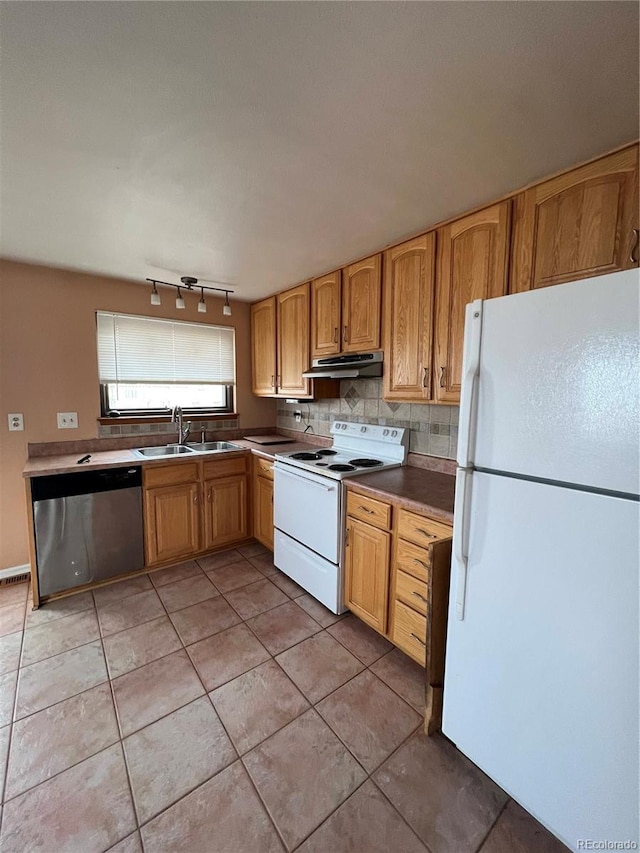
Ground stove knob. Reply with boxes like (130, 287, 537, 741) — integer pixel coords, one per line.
(391, 430, 398, 437)
(360, 426, 367, 433)
(383, 429, 389, 436)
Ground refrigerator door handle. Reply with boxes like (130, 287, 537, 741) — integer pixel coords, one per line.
(457, 300, 483, 468)
(453, 468, 472, 620)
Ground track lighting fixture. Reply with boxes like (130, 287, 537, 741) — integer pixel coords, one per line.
(147, 277, 234, 317)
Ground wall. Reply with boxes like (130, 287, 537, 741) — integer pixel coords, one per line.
(0, 260, 276, 569)
(277, 379, 459, 458)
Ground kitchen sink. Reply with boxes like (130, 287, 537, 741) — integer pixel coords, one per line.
(132, 445, 197, 458)
(188, 441, 241, 453)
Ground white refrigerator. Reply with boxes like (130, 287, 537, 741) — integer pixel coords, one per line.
(442, 269, 640, 851)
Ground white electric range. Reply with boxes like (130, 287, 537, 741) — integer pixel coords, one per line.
(273, 421, 408, 613)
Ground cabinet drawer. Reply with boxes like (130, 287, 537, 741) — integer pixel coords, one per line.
(255, 456, 275, 480)
(143, 461, 200, 489)
(346, 491, 391, 530)
(203, 455, 248, 479)
(395, 570, 428, 616)
(395, 538, 431, 582)
(392, 600, 427, 666)
(397, 509, 452, 547)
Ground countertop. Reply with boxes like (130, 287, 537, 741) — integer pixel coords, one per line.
(22, 438, 322, 478)
(345, 465, 455, 525)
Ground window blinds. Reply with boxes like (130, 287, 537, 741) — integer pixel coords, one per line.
(97, 312, 236, 384)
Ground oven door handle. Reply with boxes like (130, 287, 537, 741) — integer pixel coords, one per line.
(275, 465, 337, 492)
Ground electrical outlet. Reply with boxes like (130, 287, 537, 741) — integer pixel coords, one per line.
(57, 412, 78, 429)
(8, 413, 24, 431)
(294, 410, 302, 423)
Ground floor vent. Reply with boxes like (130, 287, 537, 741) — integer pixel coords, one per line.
(0, 574, 30, 586)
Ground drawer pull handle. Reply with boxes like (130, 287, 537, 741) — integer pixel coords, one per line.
(412, 558, 429, 569)
(333, 327, 339, 343)
(410, 632, 426, 647)
(415, 528, 436, 539)
(343, 325, 349, 343)
(439, 366, 446, 388)
(358, 505, 374, 514)
(411, 591, 427, 603)
(422, 366, 428, 388)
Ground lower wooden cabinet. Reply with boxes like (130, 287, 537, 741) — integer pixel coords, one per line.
(144, 482, 200, 566)
(344, 516, 390, 634)
(254, 474, 274, 550)
(143, 455, 249, 567)
(344, 485, 452, 733)
(203, 475, 247, 549)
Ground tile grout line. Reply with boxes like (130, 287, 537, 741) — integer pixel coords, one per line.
(473, 797, 510, 852)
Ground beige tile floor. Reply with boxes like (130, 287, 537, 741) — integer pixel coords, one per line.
(0, 543, 569, 853)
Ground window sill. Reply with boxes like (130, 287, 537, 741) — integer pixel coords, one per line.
(97, 413, 238, 426)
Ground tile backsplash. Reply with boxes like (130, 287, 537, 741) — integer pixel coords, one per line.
(277, 380, 459, 459)
(98, 418, 239, 439)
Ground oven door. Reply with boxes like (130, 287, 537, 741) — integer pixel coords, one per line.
(274, 462, 341, 563)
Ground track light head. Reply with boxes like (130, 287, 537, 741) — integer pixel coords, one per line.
(223, 291, 232, 316)
(197, 288, 207, 314)
(175, 287, 185, 310)
(150, 281, 161, 306)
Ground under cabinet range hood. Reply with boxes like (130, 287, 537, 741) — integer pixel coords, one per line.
(302, 351, 383, 379)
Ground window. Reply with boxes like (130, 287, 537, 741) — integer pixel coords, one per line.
(97, 312, 235, 416)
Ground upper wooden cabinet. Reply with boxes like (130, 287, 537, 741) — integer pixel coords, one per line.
(277, 283, 311, 398)
(342, 254, 382, 352)
(434, 201, 511, 404)
(511, 145, 639, 293)
(251, 297, 277, 396)
(383, 234, 437, 400)
(311, 271, 341, 357)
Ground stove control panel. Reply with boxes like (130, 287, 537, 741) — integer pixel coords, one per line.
(330, 421, 406, 446)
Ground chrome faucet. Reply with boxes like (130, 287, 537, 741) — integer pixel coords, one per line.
(171, 406, 191, 445)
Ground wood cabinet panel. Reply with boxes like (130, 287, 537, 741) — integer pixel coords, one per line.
(511, 145, 639, 293)
(383, 233, 436, 400)
(254, 456, 274, 480)
(311, 271, 341, 357)
(144, 482, 200, 565)
(251, 297, 277, 396)
(203, 475, 247, 549)
(345, 491, 392, 530)
(342, 254, 382, 352)
(395, 570, 428, 616)
(253, 473, 274, 551)
(434, 201, 511, 403)
(143, 461, 200, 489)
(392, 600, 427, 666)
(202, 455, 247, 480)
(277, 283, 311, 397)
(397, 509, 453, 548)
(344, 516, 390, 634)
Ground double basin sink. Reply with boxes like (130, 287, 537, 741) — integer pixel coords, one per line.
(133, 441, 241, 460)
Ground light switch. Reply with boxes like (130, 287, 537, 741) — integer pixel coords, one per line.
(57, 412, 78, 429)
(8, 413, 24, 431)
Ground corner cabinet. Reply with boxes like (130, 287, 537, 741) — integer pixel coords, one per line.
(342, 254, 382, 352)
(251, 297, 277, 396)
(277, 283, 311, 397)
(433, 201, 511, 404)
(511, 144, 639, 293)
(383, 233, 437, 400)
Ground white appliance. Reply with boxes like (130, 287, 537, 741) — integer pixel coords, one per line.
(442, 269, 640, 852)
(274, 421, 408, 612)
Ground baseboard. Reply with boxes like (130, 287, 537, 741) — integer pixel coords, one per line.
(0, 564, 30, 581)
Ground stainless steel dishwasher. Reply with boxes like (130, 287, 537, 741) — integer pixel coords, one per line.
(32, 466, 144, 597)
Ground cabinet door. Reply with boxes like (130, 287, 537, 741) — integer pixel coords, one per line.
(311, 271, 341, 357)
(144, 483, 200, 566)
(204, 475, 247, 549)
(344, 517, 390, 634)
(254, 475, 274, 551)
(434, 201, 511, 404)
(251, 297, 277, 396)
(511, 145, 639, 293)
(383, 233, 436, 400)
(277, 283, 311, 397)
(342, 254, 382, 352)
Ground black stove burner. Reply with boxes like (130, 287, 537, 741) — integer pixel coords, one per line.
(317, 449, 338, 456)
(315, 462, 328, 467)
(291, 452, 321, 461)
(328, 464, 356, 472)
(349, 458, 383, 468)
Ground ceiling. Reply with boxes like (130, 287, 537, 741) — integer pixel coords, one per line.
(1, 2, 638, 301)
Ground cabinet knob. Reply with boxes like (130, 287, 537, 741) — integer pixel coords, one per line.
(631, 229, 639, 264)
